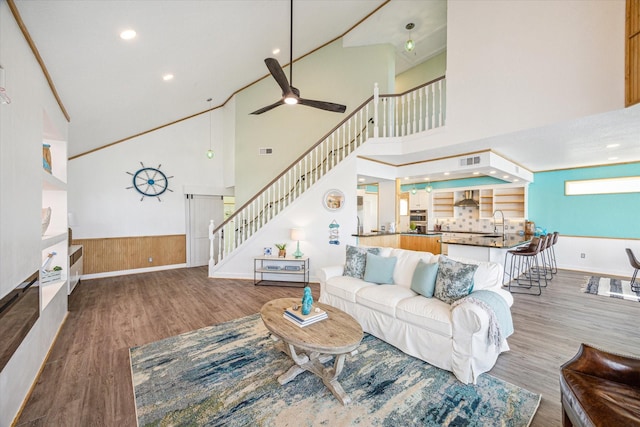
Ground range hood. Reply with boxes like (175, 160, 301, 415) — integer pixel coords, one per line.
(454, 190, 479, 208)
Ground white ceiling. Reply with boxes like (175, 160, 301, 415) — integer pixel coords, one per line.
(14, 0, 446, 157)
(11, 0, 640, 177)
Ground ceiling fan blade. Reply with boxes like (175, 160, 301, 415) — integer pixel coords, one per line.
(250, 99, 285, 115)
(264, 58, 293, 96)
(297, 98, 347, 113)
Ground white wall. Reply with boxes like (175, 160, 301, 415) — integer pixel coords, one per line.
(445, 0, 625, 144)
(233, 40, 395, 205)
(378, 180, 396, 231)
(68, 107, 229, 239)
(557, 237, 640, 278)
(0, 1, 69, 425)
(212, 156, 359, 281)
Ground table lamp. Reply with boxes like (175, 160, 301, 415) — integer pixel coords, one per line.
(290, 228, 305, 258)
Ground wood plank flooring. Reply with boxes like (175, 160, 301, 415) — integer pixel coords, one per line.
(14, 267, 640, 426)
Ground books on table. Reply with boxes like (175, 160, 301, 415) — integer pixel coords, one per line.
(283, 306, 328, 327)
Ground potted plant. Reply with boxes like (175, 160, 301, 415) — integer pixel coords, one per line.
(275, 243, 287, 258)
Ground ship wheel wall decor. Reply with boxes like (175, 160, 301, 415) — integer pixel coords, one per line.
(126, 162, 173, 201)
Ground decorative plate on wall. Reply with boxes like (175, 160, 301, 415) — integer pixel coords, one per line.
(126, 162, 173, 201)
(323, 189, 345, 211)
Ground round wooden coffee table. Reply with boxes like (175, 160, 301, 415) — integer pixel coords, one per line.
(260, 297, 363, 405)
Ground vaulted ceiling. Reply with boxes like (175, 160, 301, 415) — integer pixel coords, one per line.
(11, 0, 640, 175)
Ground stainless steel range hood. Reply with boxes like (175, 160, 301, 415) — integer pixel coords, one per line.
(454, 190, 479, 208)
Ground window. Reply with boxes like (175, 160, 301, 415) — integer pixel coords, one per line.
(565, 176, 640, 195)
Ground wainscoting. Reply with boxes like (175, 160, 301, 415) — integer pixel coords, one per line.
(71, 235, 186, 274)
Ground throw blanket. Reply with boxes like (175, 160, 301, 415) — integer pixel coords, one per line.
(452, 290, 514, 349)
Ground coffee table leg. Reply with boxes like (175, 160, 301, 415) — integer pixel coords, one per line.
(278, 343, 309, 385)
(276, 342, 353, 405)
(321, 353, 351, 405)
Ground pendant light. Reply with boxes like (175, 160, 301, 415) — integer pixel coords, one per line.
(405, 23, 415, 52)
(206, 98, 214, 159)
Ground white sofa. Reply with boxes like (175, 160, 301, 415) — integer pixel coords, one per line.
(318, 247, 514, 384)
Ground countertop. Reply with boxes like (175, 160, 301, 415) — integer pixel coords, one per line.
(352, 232, 442, 237)
(440, 233, 530, 249)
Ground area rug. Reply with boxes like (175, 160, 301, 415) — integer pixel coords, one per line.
(582, 276, 640, 302)
(130, 314, 541, 427)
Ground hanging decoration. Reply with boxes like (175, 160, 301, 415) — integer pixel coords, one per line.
(126, 161, 173, 202)
(329, 220, 340, 245)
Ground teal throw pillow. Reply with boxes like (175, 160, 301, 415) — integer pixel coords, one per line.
(410, 260, 439, 298)
(363, 252, 397, 284)
(343, 245, 381, 279)
(434, 255, 478, 304)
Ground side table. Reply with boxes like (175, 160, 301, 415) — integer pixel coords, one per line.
(254, 256, 309, 287)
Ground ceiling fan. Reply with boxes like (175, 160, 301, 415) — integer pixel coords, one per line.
(250, 0, 347, 115)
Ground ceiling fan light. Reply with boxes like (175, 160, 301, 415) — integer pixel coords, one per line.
(284, 96, 298, 105)
(405, 39, 415, 52)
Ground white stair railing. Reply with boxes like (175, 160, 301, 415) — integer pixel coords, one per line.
(209, 77, 446, 271)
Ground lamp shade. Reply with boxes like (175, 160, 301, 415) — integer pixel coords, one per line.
(290, 228, 305, 241)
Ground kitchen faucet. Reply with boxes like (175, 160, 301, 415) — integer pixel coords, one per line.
(493, 210, 505, 239)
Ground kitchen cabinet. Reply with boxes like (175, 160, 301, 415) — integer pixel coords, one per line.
(399, 235, 441, 254)
(493, 187, 526, 218)
(409, 191, 428, 210)
(357, 234, 399, 248)
(432, 191, 454, 218)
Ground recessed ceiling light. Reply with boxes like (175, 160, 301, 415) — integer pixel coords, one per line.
(472, 171, 480, 175)
(162, 74, 174, 81)
(404, 177, 409, 180)
(514, 179, 520, 182)
(489, 170, 496, 174)
(120, 29, 136, 40)
(608, 156, 618, 160)
(606, 143, 620, 148)
(358, 178, 365, 182)
(444, 172, 450, 176)
(503, 175, 509, 179)
(272, 48, 280, 55)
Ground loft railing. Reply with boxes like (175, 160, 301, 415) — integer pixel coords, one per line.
(209, 76, 446, 271)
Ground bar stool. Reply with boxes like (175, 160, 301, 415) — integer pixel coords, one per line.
(504, 237, 545, 295)
(626, 248, 640, 292)
(549, 231, 559, 274)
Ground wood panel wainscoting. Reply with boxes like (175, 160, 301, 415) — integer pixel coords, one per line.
(71, 235, 186, 274)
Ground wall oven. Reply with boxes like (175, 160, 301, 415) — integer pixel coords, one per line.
(409, 210, 428, 233)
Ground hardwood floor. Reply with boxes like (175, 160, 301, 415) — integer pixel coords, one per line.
(14, 267, 640, 426)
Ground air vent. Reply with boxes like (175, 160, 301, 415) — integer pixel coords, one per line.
(459, 156, 481, 167)
(259, 148, 273, 155)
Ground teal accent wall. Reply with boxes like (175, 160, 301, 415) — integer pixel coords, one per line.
(400, 176, 506, 192)
(528, 163, 640, 238)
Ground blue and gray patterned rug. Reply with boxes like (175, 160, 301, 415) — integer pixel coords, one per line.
(130, 314, 540, 426)
(583, 276, 640, 302)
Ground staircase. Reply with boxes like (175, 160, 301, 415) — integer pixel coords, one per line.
(209, 77, 446, 274)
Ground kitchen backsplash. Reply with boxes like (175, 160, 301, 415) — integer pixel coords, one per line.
(433, 206, 526, 234)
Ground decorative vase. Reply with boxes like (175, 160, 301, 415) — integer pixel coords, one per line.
(301, 286, 313, 315)
(278, 249, 286, 258)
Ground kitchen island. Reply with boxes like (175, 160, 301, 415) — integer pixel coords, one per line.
(353, 232, 443, 254)
(441, 233, 531, 282)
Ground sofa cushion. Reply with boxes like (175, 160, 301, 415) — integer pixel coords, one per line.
(343, 245, 380, 279)
(363, 253, 397, 284)
(434, 255, 478, 304)
(396, 296, 453, 336)
(390, 249, 436, 288)
(436, 254, 503, 291)
(410, 260, 439, 298)
(325, 275, 374, 303)
(356, 285, 417, 317)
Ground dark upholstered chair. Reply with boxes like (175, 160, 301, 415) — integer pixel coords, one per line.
(560, 344, 640, 426)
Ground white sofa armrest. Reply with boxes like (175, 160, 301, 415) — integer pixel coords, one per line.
(450, 295, 509, 384)
(318, 265, 344, 296)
